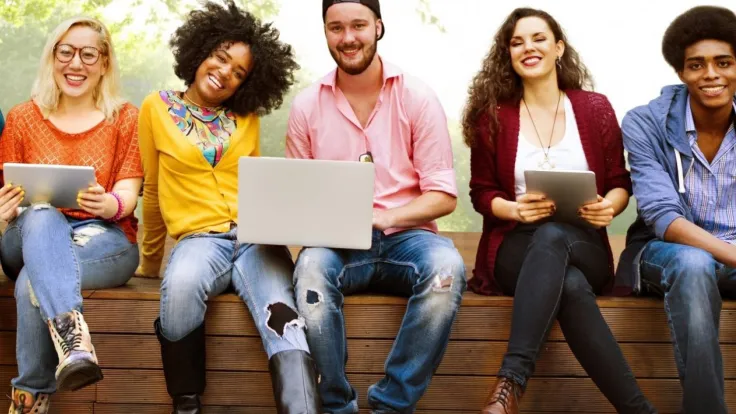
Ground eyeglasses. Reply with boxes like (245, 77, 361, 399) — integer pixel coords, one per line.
(54, 44, 102, 65)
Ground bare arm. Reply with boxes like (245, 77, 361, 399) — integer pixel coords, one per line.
(373, 191, 456, 231)
(664, 218, 736, 267)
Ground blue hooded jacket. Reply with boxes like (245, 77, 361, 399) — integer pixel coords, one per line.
(616, 84, 736, 293)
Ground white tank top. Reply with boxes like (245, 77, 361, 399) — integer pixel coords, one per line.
(514, 95, 590, 197)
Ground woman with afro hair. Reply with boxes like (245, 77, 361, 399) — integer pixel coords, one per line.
(136, 1, 317, 412)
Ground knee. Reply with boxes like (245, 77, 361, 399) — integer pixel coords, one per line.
(20, 207, 65, 234)
(294, 248, 341, 289)
(418, 248, 466, 320)
(421, 246, 467, 293)
(561, 267, 594, 299)
(160, 271, 208, 341)
(531, 222, 570, 246)
(665, 248, 718, 295)
(265, 302, 305, 337)
(294, 249, 342, 317)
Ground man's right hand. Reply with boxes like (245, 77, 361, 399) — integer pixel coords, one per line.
(514, 193, 555, 224)
(0, 183, 24, 222)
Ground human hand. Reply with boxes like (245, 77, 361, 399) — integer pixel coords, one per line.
(77, 184, 117, 219)
(578, 195, 614, 228)
(514, 193, 555, 223)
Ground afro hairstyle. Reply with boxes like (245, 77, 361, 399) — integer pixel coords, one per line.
(170, 0, 299, 116)
(662, 6, 736, 71)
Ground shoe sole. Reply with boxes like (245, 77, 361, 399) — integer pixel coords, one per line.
(56, 360, 104, 392)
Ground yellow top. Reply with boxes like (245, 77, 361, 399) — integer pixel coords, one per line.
(137, 91, 260, 276)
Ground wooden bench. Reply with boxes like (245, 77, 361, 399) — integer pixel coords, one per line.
(0, 232, 734, 413)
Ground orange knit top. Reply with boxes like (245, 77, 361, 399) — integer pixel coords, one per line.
(0, 101, 143, 243)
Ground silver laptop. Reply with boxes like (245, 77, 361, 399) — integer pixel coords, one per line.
(237, 157, 375, 250)
(3, 163, 96, 209)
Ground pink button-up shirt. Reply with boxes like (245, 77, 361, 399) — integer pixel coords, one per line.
(285, 59, 457, 235)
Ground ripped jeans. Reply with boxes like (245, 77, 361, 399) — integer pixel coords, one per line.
(0, 207, 139, 395)
(159, 227, 309, 358)
(294, 229, 467, 414)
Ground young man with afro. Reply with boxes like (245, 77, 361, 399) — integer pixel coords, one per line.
(618, 5, 736, 414)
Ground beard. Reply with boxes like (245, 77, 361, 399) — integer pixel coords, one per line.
(329, 38, 377, 75)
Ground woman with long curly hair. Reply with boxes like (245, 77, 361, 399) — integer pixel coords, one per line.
(136, 1, 317, 412)
(463, 8, 656, 414)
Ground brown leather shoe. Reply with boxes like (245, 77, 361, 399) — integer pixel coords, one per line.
(481, 377, 523, 414)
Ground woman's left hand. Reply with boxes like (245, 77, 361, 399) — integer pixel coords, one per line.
(78, 184, 117, 219)
(579, 195, 614, 229)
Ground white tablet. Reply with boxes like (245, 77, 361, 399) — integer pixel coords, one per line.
(3, 163, 96, 209)
(524, 169, 598, 228)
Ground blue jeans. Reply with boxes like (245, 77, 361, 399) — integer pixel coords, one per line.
(294, 229, 467, 414)
(159, 228, 309, 358)
(0, 207, 138, 395)
(640, 241, 736, 414)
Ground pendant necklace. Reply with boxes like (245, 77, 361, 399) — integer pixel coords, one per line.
(522, 91, 562, 170)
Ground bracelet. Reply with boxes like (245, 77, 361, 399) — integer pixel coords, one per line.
(108, 191, 125, 222)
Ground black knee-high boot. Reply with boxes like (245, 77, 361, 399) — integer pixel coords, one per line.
(155, 318, 205, 414)
(269, 350, 321, 413)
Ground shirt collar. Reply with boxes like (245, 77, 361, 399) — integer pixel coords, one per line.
(319, 56, 401, 92)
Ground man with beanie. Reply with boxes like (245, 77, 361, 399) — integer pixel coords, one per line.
(619, 6, 736, 414)
(286, 1, 467, 413)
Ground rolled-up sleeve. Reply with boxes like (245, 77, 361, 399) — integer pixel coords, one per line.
(410, 86, 457, 197)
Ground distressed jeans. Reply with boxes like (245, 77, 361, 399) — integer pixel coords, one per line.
(294, 229, 467, 414)
(640, 241, 736, 414)
(0, 207, 139, 395)
(158, 227, 309, 358)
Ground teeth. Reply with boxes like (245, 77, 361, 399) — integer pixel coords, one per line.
(702, 86, 725, 93)
(66, 75, 85, 81)
(209, 75, 222, 89)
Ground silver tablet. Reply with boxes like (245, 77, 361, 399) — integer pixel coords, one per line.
(524, 169, 598, 228)
(3, 163, 96, 209)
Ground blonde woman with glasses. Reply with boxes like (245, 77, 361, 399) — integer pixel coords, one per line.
(0, 16, 142, 413)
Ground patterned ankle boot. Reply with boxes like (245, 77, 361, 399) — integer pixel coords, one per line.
(8, 388, 50, 414)
(47, 309, 103, 391)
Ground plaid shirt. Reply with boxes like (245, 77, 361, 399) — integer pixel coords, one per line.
(684, 98, 736, 242)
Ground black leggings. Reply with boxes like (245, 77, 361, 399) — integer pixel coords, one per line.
(494, 222, 655, 414)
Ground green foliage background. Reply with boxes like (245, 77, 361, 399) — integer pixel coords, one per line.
(0, 0, 636, 234)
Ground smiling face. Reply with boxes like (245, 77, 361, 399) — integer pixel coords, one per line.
(324, 3, 381, 75)
(188, 41, 253, 107)
(52, 25, 106, 102)
(508, 16, 564, 82)
(679, 39, 736, 112)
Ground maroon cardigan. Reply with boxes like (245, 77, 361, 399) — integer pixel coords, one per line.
(467, 89, 632, 296)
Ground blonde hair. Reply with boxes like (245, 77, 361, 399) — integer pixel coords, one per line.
(32, 16, 125, 120)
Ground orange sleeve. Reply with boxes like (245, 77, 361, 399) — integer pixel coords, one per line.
(0, 106, 25, 186)
(114, 104, 143, 182)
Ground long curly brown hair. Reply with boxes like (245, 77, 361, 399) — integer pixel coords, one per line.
(462, 8, 593, 147)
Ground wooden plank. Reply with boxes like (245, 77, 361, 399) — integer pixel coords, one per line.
(94, 369, 736, 412)
(6, 268, 736, 309)
(92, 405, 610, 414)
(0, 333, 724, 379)
(2, 298, 735, 343)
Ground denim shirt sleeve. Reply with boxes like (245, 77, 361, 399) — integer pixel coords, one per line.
(622, 109, 686, 239)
